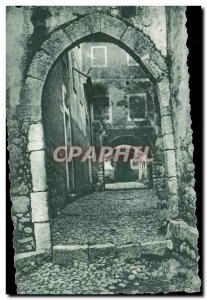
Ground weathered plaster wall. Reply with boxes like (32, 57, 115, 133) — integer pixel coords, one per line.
(67, 47, 93, 196)
(166, 7, 196, 225)
(7, 7, 35, 252)
(6, 7, 32, 108)
(82, 42, 155, 128)
(42, 55, 68, 213)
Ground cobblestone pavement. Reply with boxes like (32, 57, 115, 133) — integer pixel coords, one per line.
(17, 189, 201, 295)
(17, 257, 200, 294)
(52, 189, 164, 245)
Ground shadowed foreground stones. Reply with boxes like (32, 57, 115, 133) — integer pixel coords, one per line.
(16, 255, 201, 294)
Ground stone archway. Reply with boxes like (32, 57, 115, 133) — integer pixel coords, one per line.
(23, 12, 179, 253)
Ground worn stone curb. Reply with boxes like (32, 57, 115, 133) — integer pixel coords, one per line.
(15, 250, 52, 273)
(53, 240, 173, 265)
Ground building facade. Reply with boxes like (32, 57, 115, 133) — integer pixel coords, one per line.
(81, 42, 156, 185)
(42, 46, 94, 215)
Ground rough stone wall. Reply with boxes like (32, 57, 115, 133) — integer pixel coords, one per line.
(7, 7, 35, 252)
(166, 7, 196, 225)
(152, 110, 168, 226)
(166, 219, 200, 291)
(6, 7, 46, 254)
(8, 102, 35, 253)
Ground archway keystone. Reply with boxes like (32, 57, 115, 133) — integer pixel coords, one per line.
(100, 14, 128, 39)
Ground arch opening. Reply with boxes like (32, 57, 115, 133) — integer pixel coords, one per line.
(42, 36, 161, 212)
(24, 14, 179, 253)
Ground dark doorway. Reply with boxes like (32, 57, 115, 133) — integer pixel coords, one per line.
(115, 161, 135, 182)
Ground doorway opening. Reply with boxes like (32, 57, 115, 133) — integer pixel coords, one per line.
(41, 34, 164, 247)
(104, 143, 153, 190)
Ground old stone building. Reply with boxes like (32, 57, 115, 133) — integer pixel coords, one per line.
(42, 46, 94, 212)
(7, 6, 200, 294)
(81, 42, 155, 187)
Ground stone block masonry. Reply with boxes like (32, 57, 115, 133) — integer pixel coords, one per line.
(30, 150, 48, 192)
(53, 245, 89, 265)
(141, 240, 173, 256)
(31, 192, 49, 223)
(27, 123, 45, 152)
(89, 244, 115, 262)
(53, 240, 173, 266)
(116, 244, 141, 259)
(34, 222, 51, 252)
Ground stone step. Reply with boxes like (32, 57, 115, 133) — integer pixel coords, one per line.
(53, 240, 173, 265)
(141, 240, 173, 256)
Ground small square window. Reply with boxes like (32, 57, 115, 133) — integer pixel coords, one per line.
(91, 46, 107, 67)
(126, 53, 139, 66)
(128, 94, 147, 121)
